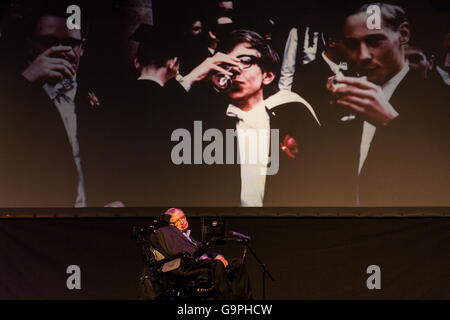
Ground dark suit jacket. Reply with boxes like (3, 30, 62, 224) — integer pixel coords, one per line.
(263, 99, 323, 206)
(358, 70, 450, 206)
(292, 53, 337, 124)
(179, 37, 213, 76)
(155, 225, 218, 259)
(163, 80, 242, 207)
(294, 62, 449, 206)
(0, 71, 104, 207)
(292, 57, 361, 206)
(76, 77, 120, 207)
(110, 78, 193, 206)
(428, 66, 450, 92)
(188, 89, 322, 207)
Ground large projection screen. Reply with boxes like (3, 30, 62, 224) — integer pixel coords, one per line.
(0, 0, 448, 211)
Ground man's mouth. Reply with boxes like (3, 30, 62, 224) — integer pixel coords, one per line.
(360, 65, 379, 74)
(230, 81, 245, 91)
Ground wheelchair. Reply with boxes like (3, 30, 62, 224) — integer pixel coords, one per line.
(132, 223, 217, 300)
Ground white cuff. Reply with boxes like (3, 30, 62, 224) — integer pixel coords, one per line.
(176, 74, 191, 92)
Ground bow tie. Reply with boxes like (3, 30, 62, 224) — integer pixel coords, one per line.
(329, 62, 348, 77)
(45, 79, 77, 101)
(226, 105, 267, 128)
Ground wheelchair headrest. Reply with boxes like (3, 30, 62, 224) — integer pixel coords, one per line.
(158, 213, 171, 226)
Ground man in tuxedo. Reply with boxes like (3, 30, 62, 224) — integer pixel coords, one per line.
(292, 21, 351, 124)
(291, 24, 362, 206)
(404, 45, 431, 79)
(429, 28, 450, 88)
(113, 24, 191, 206)
(327, 3, 449, 206)
(180, 29, 321, 206)
(278, 23, 321, 91)
(0, 3, 105, 207)
(178, 11, 209, 75)
(120, 24, 241, 207)
(155, 208, 252, 299)
(219, 29, 321, 206)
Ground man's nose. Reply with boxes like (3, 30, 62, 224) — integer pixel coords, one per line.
(359, 43, 372, 61)
(230, 64, 242, 76)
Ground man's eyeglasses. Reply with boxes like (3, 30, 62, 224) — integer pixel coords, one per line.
(170, 216, 187, 225)
(236, 55, 261, 69)
(35, 36, 83, 49)
(218, 55, 261, 72)
(213, 54, 262, 92)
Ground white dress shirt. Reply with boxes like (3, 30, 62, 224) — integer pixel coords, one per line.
(182, 229, 221, 260)
(321, 51, 347, 76)
(226, 101, 270, 207)
(303, 26, 319, 64)
(278, 26, 320, 91)
(278, 27, 298, 91)
(225, 91, 320, 207)
(43, 80, 87, 207)
(182, 229, 195, 243)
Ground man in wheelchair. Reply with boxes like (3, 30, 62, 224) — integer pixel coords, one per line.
(138, 208, 252, 300)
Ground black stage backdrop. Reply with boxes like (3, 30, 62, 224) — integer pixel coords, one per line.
(1, 217, 450, 299)
(0, 0, 448, 208)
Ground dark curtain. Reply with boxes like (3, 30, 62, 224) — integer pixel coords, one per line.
(1, 217, 450, 299)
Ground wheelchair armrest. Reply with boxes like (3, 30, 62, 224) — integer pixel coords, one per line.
(192, 239, 224, 259)
(149, 252, 192, 270)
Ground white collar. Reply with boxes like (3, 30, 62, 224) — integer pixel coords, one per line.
(227, 99, 266, 114)
(264, 90, 321, 125)
(183, 229, 191, 237)
(436, 65, 450, 85)
(226, 90, 322, 127)
(226, 100, 268, 128)
(43, 79, 78, 101)
(138, 75, 164, 87)
(321, 51, 342, 75)
(381, 63, 410, 100)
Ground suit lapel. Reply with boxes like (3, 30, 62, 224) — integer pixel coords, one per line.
(29, 85, 79, 204)
(266, 106, 277, 160)
(176, 229, 199, 247)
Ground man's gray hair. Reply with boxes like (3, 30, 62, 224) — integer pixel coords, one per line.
(164, 207, 183, 217)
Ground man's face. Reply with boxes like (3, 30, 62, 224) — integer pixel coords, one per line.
(189, 21, 202, 37)
(342, 12, 408, 85)
(328, 38, 347, 62)
(218, 1, 234, 12)
(405, 46, 430, 78)
(226, 42, 272, 105)
(169, 210, 189, 231)
(29, 16, 85, 71)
